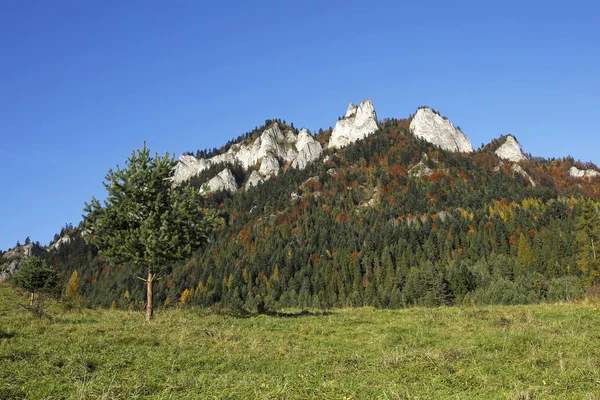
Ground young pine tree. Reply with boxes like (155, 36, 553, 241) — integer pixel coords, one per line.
(83, 143, 222, 322)
(12, 256, 58, 316)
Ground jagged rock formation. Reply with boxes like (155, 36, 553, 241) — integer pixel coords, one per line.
(495, 135, 526, 162)
(569, 166, 600, 179)
(292, 129, 323, 169)
(173, 123, 323, 188)
(0, 243, 47, 282)
(258, 154, 280, 177)
(172, 155, 211, 184)
(201, 168, 238, 194)
(328, 100, 378, 148)
(410, 107, 473, 153)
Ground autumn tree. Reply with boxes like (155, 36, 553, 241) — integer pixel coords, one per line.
(83, 143, 222, 322)
(65, 270, 81, 299)
(65, 270, 83, 309)
(517, 233, 535, 274)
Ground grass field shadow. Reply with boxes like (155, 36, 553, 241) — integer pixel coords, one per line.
(264, 310, 332, 318)
(0, 329, 16, 339)
(52, 317, 98, 325)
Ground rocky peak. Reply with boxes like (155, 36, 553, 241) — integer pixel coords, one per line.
(345, 103, 358, 118)
(495, 135, 526, 162)
(328, 100, 378, 148)
(409, 107, 473, 153)
(292, 128, 323, 169)
(173, 122, 323, 186)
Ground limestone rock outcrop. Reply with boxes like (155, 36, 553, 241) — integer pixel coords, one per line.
(328, 100, 378, 148)
(495, 135, 526, 162)
(569, 166, 600, 179)
(245, 170, 264, 190)
(201, 168, 238, 194)
(0, 243, 47, 282)
(173, 123, 323, 187)
(173, 155, 211, 184)
(292, 129, 323, 169)
(51, 235, 72, 250)
(258, 154, 280, 177)
(410, 107, 473, 153)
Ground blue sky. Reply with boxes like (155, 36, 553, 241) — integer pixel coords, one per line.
(1, 0, 599, 250)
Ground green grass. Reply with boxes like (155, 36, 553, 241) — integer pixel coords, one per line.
(1, 285, 599, 399)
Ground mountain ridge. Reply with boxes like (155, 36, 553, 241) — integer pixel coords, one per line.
(3, 99, 600, 313)
(174, 100, 598, 194)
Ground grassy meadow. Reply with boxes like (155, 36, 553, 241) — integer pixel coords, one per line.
(1, 285, 599, 399)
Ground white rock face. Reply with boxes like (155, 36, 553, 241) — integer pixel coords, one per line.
(0, 244, 47, 282)
(569, 166, 600, 179)
(258, 154, 280, 177)
(328, 100, 378, 148)
(173, 155, 211, 184)
(173, 123, 323, 186)
(51, 235, 72, 250)
(410, 108, 473, 153)
(245, 170, 264, 190)
(201, 168, 238, 193)
(292, 129, 323, 169)
(495, 135, 526, 162)
(345, 103, 358, 118)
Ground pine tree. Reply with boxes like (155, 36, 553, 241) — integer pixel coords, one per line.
(83, 143, 222, 322)
(11, 256, 58, 314)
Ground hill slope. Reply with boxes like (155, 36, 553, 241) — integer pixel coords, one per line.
(31, 101, 600, 310)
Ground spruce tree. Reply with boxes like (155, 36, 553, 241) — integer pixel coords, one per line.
(83, 143, 222, 322)
(575, 200, 600, 285)
(12, 256, 58, 311)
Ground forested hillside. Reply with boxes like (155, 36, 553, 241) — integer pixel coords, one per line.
(41, 115, 600, 311)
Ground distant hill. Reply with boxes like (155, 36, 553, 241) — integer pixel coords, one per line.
(12, 100, 600, 310)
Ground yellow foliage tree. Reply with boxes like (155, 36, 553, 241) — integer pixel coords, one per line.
(179, 288, 193, 306)
(65, 270, 81, 300)
(517, 233, 535, 273)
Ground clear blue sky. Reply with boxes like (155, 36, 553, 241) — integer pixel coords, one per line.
(1, 0, 599, 251)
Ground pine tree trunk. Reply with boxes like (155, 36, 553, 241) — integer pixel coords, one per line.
(146, 267, 154, 322)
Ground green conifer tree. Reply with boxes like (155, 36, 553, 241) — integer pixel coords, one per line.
(575, 200, 600, 285)
(83, 143, 222, 322)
